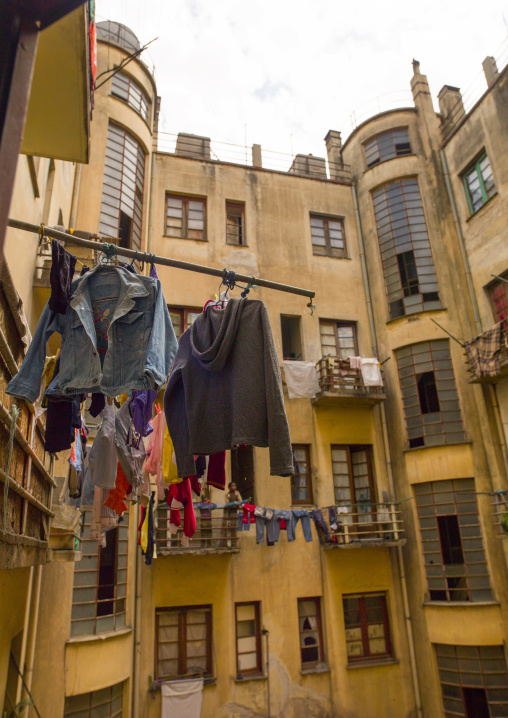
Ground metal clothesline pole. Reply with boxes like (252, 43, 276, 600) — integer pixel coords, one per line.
(7, 218, 316, 301)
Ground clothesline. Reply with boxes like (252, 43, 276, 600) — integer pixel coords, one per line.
(7, 218, 316, 302)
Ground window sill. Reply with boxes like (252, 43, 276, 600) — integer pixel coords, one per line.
(423, 600, 499, 607)
(67, 626, 132, 644)
(364, 152, 417, 173)
(163, 234, 208, 242)
(226, 242, 249, 248)
(402, 439, 472, 453)
(346, 657, 398, 670)
(235, 674, 267, 683)
(312, 252, 351, 261)
(466, 191, 498, 221)
(300, 664, 330, 675)
(385, 307, 447, 326)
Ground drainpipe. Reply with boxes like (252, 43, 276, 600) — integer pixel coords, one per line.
(352, 184, 424, 718)
(69, 163, 83, 231)
(147, 149, 156, 262)
(132, 505, 142, 717)
(439, 150, 508, 478)
(15, 566, 34, 705)
(21, 564, 42, 718)
(262, 629, 270, 718)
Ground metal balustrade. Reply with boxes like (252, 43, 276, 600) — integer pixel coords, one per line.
(314, 357, 386, 405)
(325, 502, 405, 548)
(155, 506, 239, 555)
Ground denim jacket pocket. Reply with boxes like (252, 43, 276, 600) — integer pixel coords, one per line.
(68, 316, 90, 348)
(116, 310, 144, 347)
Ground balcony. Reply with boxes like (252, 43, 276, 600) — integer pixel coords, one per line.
(465, 324, 508, 384)
(312, 358, 386, 406)
(155, 506, 239, 555)
(324, 503, 405, 549)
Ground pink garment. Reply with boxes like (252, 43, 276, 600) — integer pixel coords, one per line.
(349, 356, 362, 370)
(144, 411, 165, 483)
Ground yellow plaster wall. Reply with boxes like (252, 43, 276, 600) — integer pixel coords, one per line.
(0, 567, 30, 706)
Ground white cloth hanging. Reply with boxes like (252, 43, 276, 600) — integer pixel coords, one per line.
(283, 361, 320, 399)
(161, 678, 204, 718)
(359, 358, 383, 387)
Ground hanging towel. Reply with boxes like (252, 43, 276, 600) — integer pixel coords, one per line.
(161, 678, 204, 718)
(359, 358, 383, 387)
(349, 356, 362, 370)
(464, 324, 503, 378)
(282, 360, 320, 399)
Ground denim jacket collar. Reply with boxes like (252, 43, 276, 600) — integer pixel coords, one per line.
(70, 265, 149, 343)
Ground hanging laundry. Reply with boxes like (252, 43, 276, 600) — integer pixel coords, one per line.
(465, 324, 503, 378)
(115, 401, 146, 488)
(359, 358, 383, 387)
(161, 426, 179, 484)
(161, 678, 204, 718)
(288, 510, 313, 542)
(282, 360, 320, 399)
(311, 509, 332, 544)
(130, 389, 158, 437)
(89, 401, 117, 489)
(145, 410, 165, 484)
(164, 298, 294, 478)
(145, 492, 156, 565)
(6, 264, 177, 403)
(104, 463, 130, 516)
(166, 479, 196, 544)
(89, 392, 106, 418)
(140, 501, 149, 554)
(240, 503, 257, 531)
(44, 356, 82, 453)
(90, 486, 117, 546)
(49, 240, 77, 314)
(207, 452, 226, 490)
(138, 505, 146, 545)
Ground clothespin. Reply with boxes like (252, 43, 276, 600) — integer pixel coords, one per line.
(155, 403, 161, 414)
(37, 223, 49, 248)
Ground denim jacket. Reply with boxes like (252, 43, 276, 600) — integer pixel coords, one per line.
(6, 265, 177, 402)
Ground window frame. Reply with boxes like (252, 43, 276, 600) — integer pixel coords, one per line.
(165, 194, 207, 241)
(343, 592, 392, 663)
(310, 213, 347, 258)
(363, 127, 412, 168)
(319, 319, 358, 358)
(235, 601, 263, 677)
(330, 444, 376, 509)
(155, 605, 213, 681)
(226, 201, 246, 246)
(486, 274, 508, 329)
(63, 681, 124, 717)
(111, 70, 150, 123)
(168, 306, 202, 340)
(298, 597, 325, 669)
(462, 151, 496, 215)
(291, 445, 313, 506)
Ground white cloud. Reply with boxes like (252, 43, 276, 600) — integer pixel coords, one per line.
(96, 0, 508, 158)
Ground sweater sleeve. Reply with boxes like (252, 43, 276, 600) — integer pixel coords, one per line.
(261, 304, 294, 477)
(164, 340, 197, 478)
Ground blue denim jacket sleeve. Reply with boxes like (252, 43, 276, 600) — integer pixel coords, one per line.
(144, 279, 178, 387)
(6, 301, 62, 403)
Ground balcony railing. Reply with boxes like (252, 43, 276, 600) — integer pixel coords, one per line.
(325, 502, 405, 548)
(465, 323, 508, 384)
(313, 357, 386, 405)
(491, 492, 508, 535)
(155, 506, 239, 555)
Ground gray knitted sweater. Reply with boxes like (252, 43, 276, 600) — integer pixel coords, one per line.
(164, 298, 294, 478)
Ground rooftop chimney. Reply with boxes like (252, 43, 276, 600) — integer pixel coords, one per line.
(175, 133, 211, 160)
(482, 56, 499, 87)
(324, 130, 343, 179)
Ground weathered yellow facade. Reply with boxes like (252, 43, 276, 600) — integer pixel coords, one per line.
(2, 18, 508, 718)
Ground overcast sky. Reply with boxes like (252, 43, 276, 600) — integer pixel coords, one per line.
(97, 0, 508, 160)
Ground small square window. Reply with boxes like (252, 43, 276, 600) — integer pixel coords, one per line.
(166, 195, 206, 240)
(310, 214, 346, 258)
(226, 202, 245, 245)
(462, 152, 496, 215)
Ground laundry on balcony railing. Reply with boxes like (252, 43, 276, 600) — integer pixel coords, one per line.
(464, 322, 507, 380)
(315, 356, 384, 394)
(150, 498, 404, 556)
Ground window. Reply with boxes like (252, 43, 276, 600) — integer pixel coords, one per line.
(395, 340, 465, 448)
(281, 315, 303, 360)
(291, 445, 313, 505)
(70, 509, 128, 637)
(372, 178, 440, 319)
(463, 153, 496, 215)
(99, 123, 145, 251)
(487, 275, 508, 329)
(168, 306, 201, 340)
(319, 320, 357, 358)
(231, 445, 254, 500)
(166, 195, 206, 240)
(155, 606, 213, 680)
(298, 598, 325, 668)
(235, 602, 262, 676)
(111, 71, 150, 122)
(64, 682, 123, 717)
(435, 644, 508, 718)
(226, 202, 245, 245)
(331, 445, 375, 516)
(364, 128, 411, 168)
(310, 214, 346, 258)
(343, 593, 392, 663)
(415, 479, 492, 602)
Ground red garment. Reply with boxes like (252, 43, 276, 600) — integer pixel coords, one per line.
(189, 475, 201, 497)
(280, 518, 287, 530)
(167, 478, 196, 538)
(104, 463, 129, 516)
(242, 503, 257, 525)
(207, 451, 226, 490)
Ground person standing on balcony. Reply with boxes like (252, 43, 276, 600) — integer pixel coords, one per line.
(223, 482, 242, 547)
